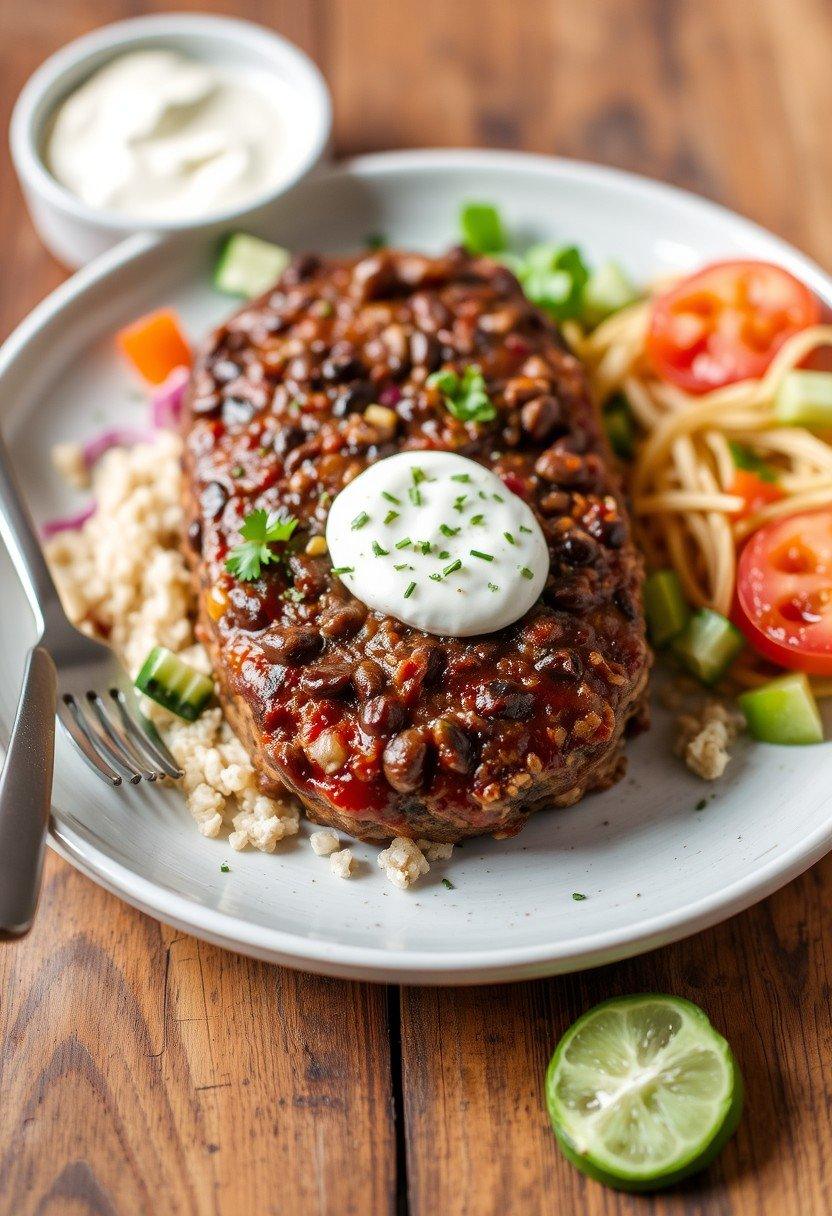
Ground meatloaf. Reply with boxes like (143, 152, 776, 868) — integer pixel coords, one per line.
(181, 247, 650, 843)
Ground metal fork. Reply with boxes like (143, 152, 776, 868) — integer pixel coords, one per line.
(0, 436, 183, 786)
(0, 433, 182, 934)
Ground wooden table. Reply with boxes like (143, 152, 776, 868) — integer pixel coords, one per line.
(2, 2, 832, 1212)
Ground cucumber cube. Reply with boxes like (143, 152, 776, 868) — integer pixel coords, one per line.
(214, 234, 291, 298)
(644, 569, 690, 648)
(739, 672, 824, 745)
(672, 609, 744, 685)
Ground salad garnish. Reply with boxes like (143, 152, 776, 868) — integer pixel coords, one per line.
(225, 508, 298, 581)
(427, 365, 497, 424)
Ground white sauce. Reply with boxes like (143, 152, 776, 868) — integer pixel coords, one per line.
(326, 451, 550, 638)
(45, 50, 288, 220)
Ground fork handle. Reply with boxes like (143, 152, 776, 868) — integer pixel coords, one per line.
(0, 647, 57, 939)
(0, 431, 64, 635)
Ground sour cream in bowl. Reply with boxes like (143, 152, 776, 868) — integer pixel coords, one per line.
(45, 49, 290, 223)
(10, 14, 331, 266)
(326, 451, 550, 638)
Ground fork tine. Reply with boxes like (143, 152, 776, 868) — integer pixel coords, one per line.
(87, 693, 157, 782)
(63, 694, 142, 784)
(109, 689, 183, 779)
(58, 698, 122, 786)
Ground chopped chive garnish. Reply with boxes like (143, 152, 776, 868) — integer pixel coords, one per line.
(443, 559, 462, 576)
(572, 892, 587, 901)
(520, 525, 532, 534)
(395, 537, 412, 550)
(394, 562, 414, 571)
(384, 509, 399, 525)
(520, 566, 534, 579)
(429, 573, 442, 582)
(231, 464, 244, 478)
(470, 549, 494, 561)
(409, 486, 423, 506)
(404, 581, 416, 599)
(372, 541, 389, 556)
(440, 523, 460, 537)
(453, 495, 468, 512)
(439, 549, 451, 559)
(332, 566, 354, 576)
(488, 582, 499, 592)
(351, 511, 370, 530)
(478, 491, 488, 500)
(493, 493, 505, 503)
(382, 491, 401, 505)
(419, 540, 432, 554)
(451, 473, 471, 483)
(470, 513, 485, 525)
(412, 467, 427, 485)
(504, 531, 517, 545)
(220, 862, 230, 873)
(441, 877, 455, 889)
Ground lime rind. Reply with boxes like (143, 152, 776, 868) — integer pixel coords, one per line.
(546, 995, 743, 1191)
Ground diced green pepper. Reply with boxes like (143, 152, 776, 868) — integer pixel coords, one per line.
(603, 394, 636, 460)
(214, 233, 291, 298)
(459, 203, 506, 254)
(644, 569, 690, 648)
(774, 371, 832, 428)
(582, 260, 639, 328)
(135, 646, 214, 721)
(671, 609, 745, 685)
(738, 672, 824, 745)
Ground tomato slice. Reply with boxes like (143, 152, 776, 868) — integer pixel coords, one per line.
(647, 261, 820, 394)
(736, 509, 832, 675)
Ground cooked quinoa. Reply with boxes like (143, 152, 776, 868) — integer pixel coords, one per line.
(310, 829, 341, 857)
(45, 434, 300, 851)
(330, 848, 356, 879)
(45, 433, 449, 886)
(377, 837, 431, 889)
(675, 701, 745, 781)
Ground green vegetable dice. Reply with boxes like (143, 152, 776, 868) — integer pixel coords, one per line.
(672, 609, 744, 685)
(739, 672, 824, 745)
(644, 569, 690, 648)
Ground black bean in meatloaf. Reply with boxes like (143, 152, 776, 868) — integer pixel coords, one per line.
(181, 247, 650, 843)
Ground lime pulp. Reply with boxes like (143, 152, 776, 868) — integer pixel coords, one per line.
(546, 994, 743, 1191)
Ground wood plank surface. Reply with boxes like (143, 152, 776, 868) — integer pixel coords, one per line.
(2, 1, 832, 1214)
(0, 852, 396, 1216)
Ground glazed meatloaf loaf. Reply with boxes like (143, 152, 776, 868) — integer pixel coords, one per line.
(182, 247, 650, 843)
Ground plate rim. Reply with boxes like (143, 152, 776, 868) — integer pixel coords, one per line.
(4, 147, 832, 983)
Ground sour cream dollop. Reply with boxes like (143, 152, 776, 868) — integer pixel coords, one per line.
(326, 451, 550, 637)
(45, 50, 288, 221)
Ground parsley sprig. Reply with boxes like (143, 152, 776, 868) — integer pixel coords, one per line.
(225, 508, 298, 581)
(427, 365, 496, 424)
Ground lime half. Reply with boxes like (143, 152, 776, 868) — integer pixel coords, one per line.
(546, 995, 743, 1192)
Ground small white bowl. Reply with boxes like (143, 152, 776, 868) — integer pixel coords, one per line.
(10, 13, 332, 268)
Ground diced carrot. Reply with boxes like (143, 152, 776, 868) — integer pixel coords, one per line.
(730, 469, 784, 518)
(117, 309, 192, 385)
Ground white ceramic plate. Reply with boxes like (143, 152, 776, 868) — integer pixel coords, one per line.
(3, 150, 832, 984)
